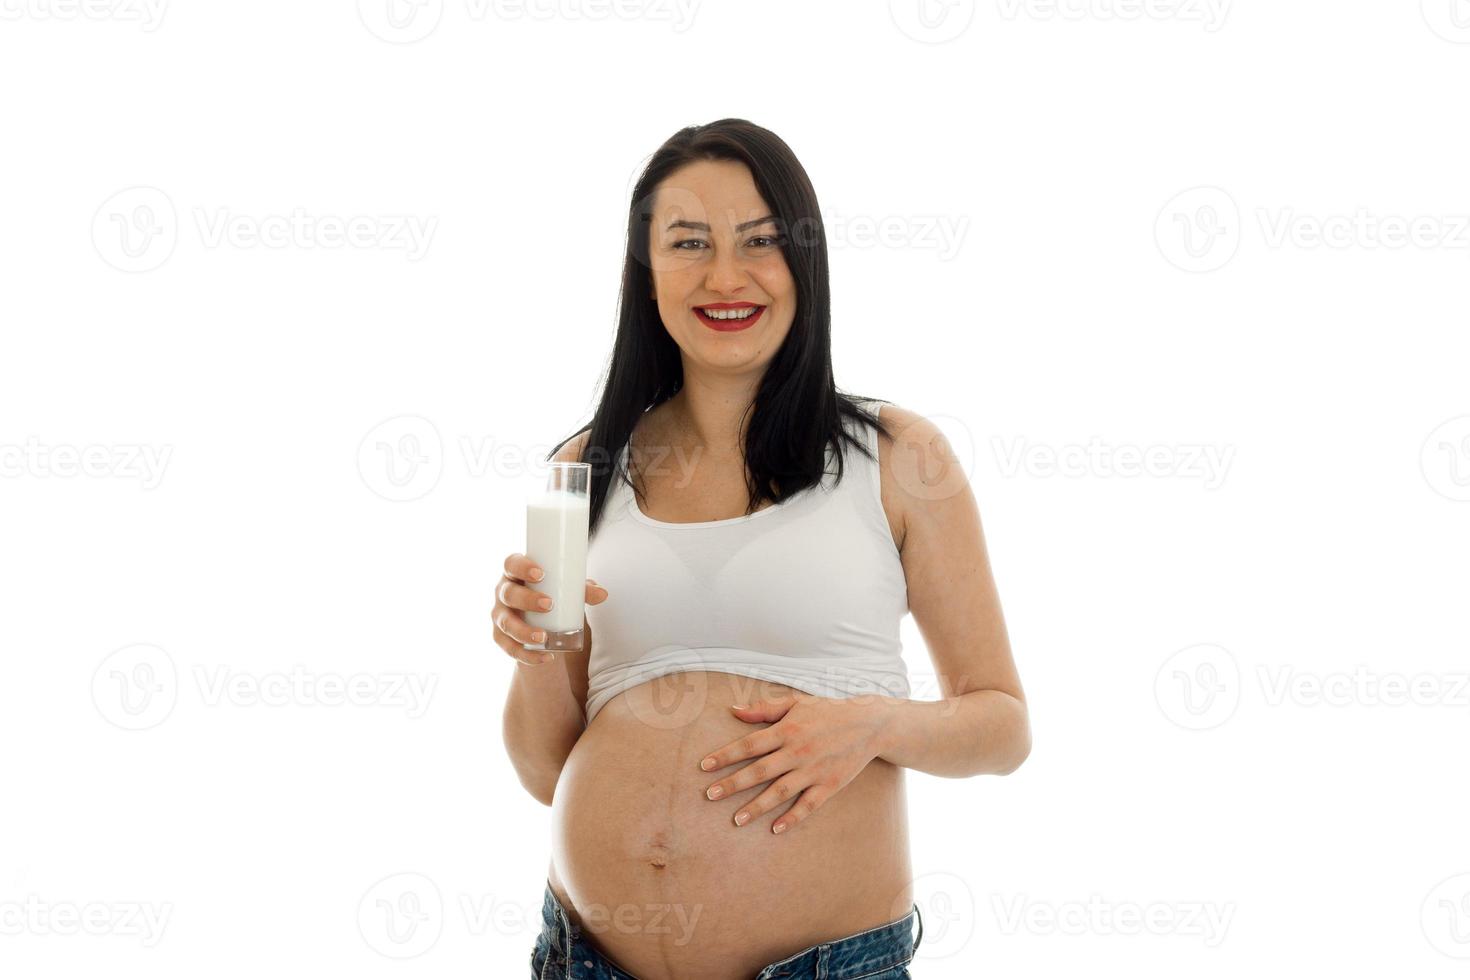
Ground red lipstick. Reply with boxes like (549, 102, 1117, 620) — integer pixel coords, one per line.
(693, 303, 766, 332)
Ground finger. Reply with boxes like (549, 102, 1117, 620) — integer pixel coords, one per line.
(498, 578, 554, 613)
(583, 579, 608, 604)
(770, 783, 831, 835)
(730, 772, 813, 829)
(491, 624, 552, 666)
(493, 605, 547, 649)
(503, 552, 546, 586)
(699, 728, 782, 773)
(728, 696, 796, 723)
(703, 750, 794, 802)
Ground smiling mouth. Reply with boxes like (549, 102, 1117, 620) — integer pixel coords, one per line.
(693, 304, 766, 330)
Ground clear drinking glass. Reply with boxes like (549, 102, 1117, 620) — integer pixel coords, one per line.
(523, 462, 591, 652)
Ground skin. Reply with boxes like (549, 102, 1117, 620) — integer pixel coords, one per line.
(498, 156, 1029, 811)
(695, 400, 1031, 834)
(644, 157, 797, 456)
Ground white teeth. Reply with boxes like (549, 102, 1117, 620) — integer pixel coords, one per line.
(700, 306, 760, 320)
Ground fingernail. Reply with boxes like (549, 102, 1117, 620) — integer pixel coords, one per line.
(731, 703, 748, 711)
(734, 812, 749, 826)
(700, 757, 716, 771)
(706, 786, 723, 800)
(530, 567, 544, 581)
(532, 631, 546, 642)
(772, 823, 786, 834)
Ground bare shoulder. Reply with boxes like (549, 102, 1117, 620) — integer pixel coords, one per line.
(867, 401, 972, 556)
(550, 428, 592, 465)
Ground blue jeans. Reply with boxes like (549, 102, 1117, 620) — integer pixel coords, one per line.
(530, 879, 924, 979)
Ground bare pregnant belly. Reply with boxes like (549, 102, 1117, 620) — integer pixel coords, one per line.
(547, 671, 913, 980)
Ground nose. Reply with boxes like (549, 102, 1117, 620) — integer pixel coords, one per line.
(703, 245, 749, 295)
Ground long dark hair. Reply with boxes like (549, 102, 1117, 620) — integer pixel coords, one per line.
(548, 118, 892, 539)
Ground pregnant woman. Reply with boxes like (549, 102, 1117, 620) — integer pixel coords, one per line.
(498, 119, 1030, 980)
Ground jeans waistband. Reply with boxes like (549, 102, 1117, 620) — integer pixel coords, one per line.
(541, 879, 923, 979)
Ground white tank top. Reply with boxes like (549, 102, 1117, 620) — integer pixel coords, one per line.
(582, 398, 910, 724)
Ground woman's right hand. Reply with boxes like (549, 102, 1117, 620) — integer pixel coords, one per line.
(493, 552, 608, 666)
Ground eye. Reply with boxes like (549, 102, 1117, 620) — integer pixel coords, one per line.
(748, 234, 784, 248)
(672, 239, 708, 251)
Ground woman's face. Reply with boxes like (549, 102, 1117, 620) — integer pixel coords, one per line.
(647, 158, 796, 375)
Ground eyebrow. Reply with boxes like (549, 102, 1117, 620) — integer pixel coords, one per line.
(665, 214, 777, 233)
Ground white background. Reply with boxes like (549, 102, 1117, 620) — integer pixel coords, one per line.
(2, 1, 1468, 977)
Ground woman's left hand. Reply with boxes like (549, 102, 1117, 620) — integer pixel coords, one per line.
(698, 693, 891, 835)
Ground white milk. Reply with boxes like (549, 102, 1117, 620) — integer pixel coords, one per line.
(524, 488, 590, 649)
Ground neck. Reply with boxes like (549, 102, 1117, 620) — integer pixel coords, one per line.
(664, 375, 760, 458)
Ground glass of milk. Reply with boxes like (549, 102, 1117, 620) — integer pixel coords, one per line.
(523, 461, 591, 652)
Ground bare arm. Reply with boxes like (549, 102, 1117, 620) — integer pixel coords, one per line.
(499, 431, 604, 805)
(870, 404, 1030, 778)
